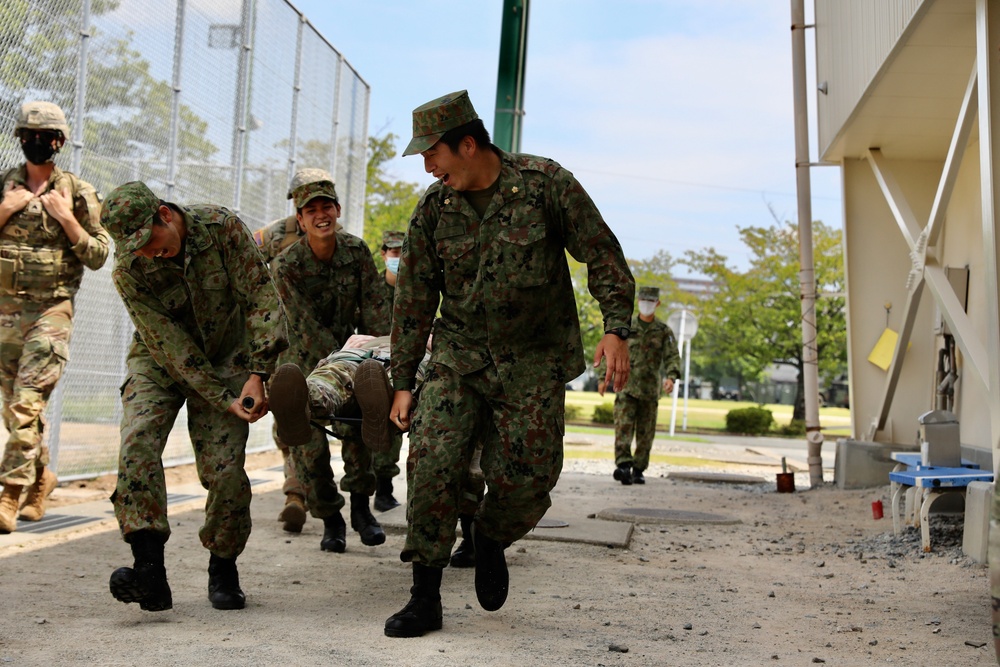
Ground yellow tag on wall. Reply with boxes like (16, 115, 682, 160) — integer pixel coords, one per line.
(868, 328, 899, 371)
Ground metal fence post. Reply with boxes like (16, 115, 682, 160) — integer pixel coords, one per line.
(285, 13, 305, 209)
(329, 54, 343, 176)
(72, 0, 91, 174)
(231, 0, 255, 214)
(166, 0, 187, 199)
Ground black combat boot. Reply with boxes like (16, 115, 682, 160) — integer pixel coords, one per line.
(109, 529, 173, 612)
(472, 523, 509, 612)
(613, 463, 633, 486)
(321, 512, 347, 553)
(207, 553, 245, 610)
(449, 514, 476, 568)
(373, 476, 400, 512)
(632, 468, 646, 484)
(384, 563, 444, 638)
(350, 493, 386, 546)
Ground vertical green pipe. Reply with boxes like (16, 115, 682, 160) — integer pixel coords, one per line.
(494, 0, 530, 153)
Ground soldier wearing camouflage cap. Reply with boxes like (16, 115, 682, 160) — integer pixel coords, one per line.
(252, 168, 339, 264)
(267, 173, 390, 555)
(370, 229, 407, 513)
(249, 168, 338, 535)
(100, 180, 287, 613)
(599, 286, 681, 486)
(0, 101, 110, 534)
(383, 90, 634, 638)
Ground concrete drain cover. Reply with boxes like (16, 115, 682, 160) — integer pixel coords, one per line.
(597, 507, 741, 526)
(535, 517, 569, 528)
(668, 471, 766, 484)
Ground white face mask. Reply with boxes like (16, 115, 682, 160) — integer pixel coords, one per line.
(385, 256, 400, 275)
(638, 300, 656, 317)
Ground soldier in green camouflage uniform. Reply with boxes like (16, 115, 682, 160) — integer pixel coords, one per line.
(384, 90, 634, 638)
(270, 180, 390, 554)
(373, 230, 404, 512)
(101, 181, 287, 612)
(604, 286, 681, 486)
(0, 101, 110, 534)
(253, 168, 336, 533)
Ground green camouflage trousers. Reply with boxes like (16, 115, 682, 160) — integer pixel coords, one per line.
(613, 392, 659, 472)
(113, 372, 252, 559)
(0, 297, 72, 486)
(289, 353, 374, 519)
(272, 423, 306, 497)
(372, 431, 403, 480)
(402, 362, 565, 568)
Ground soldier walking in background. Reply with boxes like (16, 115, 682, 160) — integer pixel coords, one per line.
(372, 230, 404, 512)
(385, 90, 634, 637)
(0, 101, 110, 533)
(101, 181, 286, 612)
(270, 179, 390, 554)
(601, 286, 681, 485)
(253, 167, 336, 534)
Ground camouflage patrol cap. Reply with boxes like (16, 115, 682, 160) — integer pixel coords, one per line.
(401, 90, 479, 157)
(292, 180, 338, 209)
(100, 181, 160, 255)
(15, 101, 70, 139)
(382, 230, 404, 249)
(287, 168, 334, 199)
(638, 286, 660, 301)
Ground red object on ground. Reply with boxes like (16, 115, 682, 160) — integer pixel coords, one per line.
(872, 500, 884, 520)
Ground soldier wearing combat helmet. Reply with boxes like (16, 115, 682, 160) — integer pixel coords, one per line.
(0, 101, 110, 533)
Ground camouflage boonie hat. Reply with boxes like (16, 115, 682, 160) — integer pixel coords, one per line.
(15, 101, 70, 139)
(638, 286, 660, 301)
(401, 90, 479, 156)
(100, 181, 160, 255)
(292, 180, 338, 209)
(382, 230, 404, 249)
(287, 168, 333, 198)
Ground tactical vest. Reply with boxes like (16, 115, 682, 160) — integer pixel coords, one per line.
(0, 168, 89, 302)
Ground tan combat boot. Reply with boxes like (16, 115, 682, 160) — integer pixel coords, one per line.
(278, 492, 307, 533)
(19, 467, 58, 521)
(0, 483, 23, 533)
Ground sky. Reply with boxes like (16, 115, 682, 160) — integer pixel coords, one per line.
(289, 0, 843, 276)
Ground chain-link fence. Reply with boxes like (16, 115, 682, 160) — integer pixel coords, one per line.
(0, 0, 370, 480)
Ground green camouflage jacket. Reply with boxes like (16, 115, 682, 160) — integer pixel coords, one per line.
(0, 164, 110, 301)
(112, 205, 287, 411)
(390, 148, 634, 391)
(620, 316, 681, 399)
(271, 231, 389, 374)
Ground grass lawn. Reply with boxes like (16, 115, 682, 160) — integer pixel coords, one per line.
(564, 391, 852, 438)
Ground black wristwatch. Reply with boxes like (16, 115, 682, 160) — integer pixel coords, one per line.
(605, 326, 630, 341)
(250, 371, 270, 383)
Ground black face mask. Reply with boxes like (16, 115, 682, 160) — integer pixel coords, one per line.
(20, 134, 59, 166)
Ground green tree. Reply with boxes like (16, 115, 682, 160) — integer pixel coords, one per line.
(363, 132, 422, 268)
(683, 220, 846, 420)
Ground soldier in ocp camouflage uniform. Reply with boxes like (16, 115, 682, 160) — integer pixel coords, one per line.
(602, 286, 681, 486)
(101, 181, 287, 613)
(384, 90, 634, 638)
(0, 101, 110, 534)
(253, 167, 337, 533)
(269, 179, 390, 554)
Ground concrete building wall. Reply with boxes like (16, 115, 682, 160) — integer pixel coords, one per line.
(815, 0, 926, 157)
(842, 157, 941, 443)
